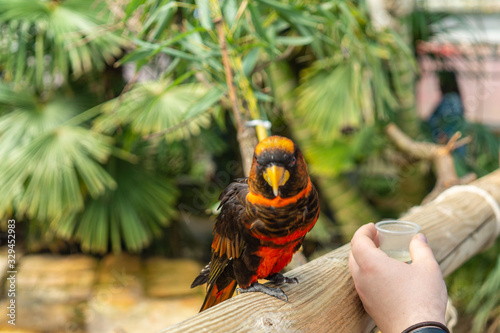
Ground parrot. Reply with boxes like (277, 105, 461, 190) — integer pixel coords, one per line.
(191, 135, 320, 312)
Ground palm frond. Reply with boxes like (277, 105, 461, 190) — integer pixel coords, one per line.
(294, 2, 414, 142)
(0, 86, 115, 220)
(0, 0, 125, 90)
(296, 61, 375, 142)
(0, 84, 38, 111)
(0, 90, 76, 156)
(56, 160, 179, 253)
(93, 82, 223, 140)
(0, 125, 115, 221)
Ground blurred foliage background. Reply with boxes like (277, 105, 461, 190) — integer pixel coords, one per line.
(0, 0, 499, 331)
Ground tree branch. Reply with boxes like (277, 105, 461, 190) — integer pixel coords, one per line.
(214, 17, 245, 138)
(212, 9, 257, 175)
(385, 123, 475, 204)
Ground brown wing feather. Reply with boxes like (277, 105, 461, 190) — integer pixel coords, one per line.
(191, 179, 248, 311)
(206, 179, 247, 284)
(199, 280, 237, 312)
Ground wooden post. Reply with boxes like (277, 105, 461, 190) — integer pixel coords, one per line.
(162, 170, 500, 333)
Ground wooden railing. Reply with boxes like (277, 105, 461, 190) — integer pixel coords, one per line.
(162, 170, 500, 333)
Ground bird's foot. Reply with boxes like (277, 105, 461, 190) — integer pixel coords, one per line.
(236, 282, 288, 302)
(266, 272, 299, 284)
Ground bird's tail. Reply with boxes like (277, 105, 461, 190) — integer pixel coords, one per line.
(200, 280, 237, 312)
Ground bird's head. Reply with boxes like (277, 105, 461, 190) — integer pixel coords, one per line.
(248, 136, 310, 199)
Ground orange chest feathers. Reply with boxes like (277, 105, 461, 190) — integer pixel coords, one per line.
(250, 224, 315, 283)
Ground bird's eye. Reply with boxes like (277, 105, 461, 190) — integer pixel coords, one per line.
(289, 156, 296, 166)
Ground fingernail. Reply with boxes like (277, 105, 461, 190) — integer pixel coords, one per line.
(416, 233, 427, 243)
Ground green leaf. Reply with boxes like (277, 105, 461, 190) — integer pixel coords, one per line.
(183, 87, 224, 119)
(222, 0, 238, 28)
(14, 21, 29, 84)
(125, 0, 146, 19)
(275, 35, 314, 46)
(254, 91, 273, 102)
(256, 0, 324, 28)
(242, 47, 260, 76)
(195, 0, 212, 30)
(160, 46, 202, 62)
(118, 45, 158, 66)
(247, 2, 270, 46)
(142, 1, 178, 40)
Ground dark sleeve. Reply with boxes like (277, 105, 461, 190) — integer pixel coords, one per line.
(406, 328, 448, 333)
(401, 321, 450, 333)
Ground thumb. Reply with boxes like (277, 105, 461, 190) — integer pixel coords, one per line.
(409, 233, 437, 264)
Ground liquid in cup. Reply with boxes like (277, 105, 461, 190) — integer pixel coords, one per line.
(375, 220, 421, 263)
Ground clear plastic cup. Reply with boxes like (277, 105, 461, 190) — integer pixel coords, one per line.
(375, 220, 421, 263)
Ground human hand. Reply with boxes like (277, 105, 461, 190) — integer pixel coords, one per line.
(348, 223, 447, 333)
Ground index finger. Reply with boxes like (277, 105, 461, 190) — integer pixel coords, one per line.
(350, 223, 385, 267)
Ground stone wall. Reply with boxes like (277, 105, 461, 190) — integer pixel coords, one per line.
(0, 249, 204, 333)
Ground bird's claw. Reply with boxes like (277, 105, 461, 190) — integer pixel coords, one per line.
(266, 273, 299, 285)
(237, 282, 288, 302)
